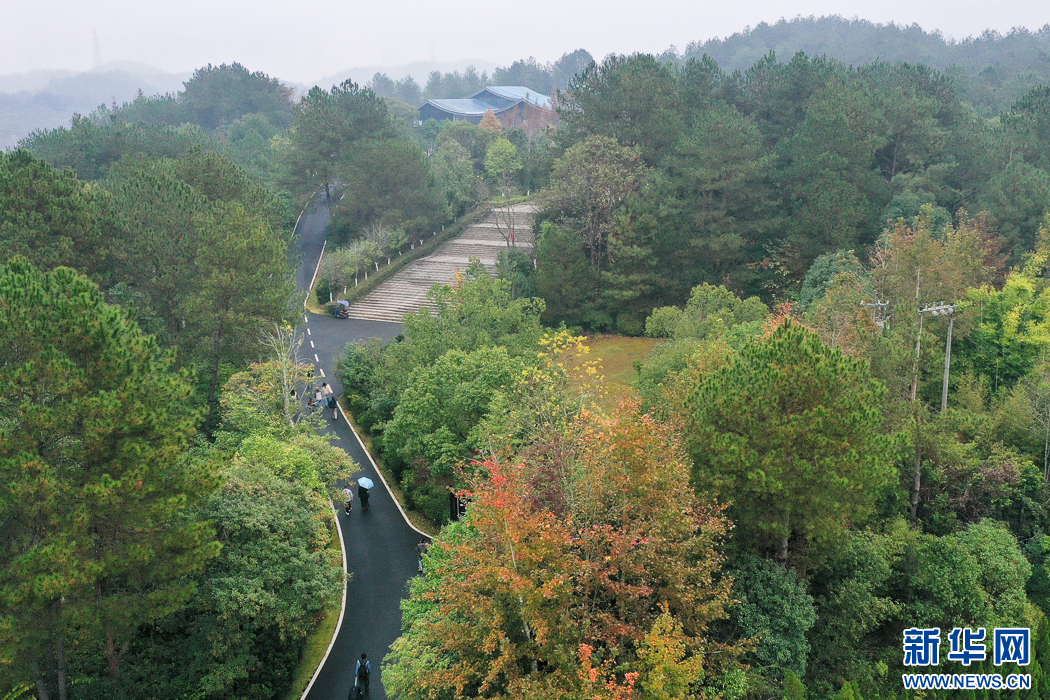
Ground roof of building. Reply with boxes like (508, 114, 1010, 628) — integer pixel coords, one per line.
(470, 86, 552, 109)
(420, 86, 553, 116)
(422, 98, 503, 117)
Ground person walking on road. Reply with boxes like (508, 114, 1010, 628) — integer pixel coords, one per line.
(355, 653, 371, 695)
(416, 539, 430, 573)
(342, 486, 353, 515)
(358, 482, 370, 511)
(321, 382, 338, 419)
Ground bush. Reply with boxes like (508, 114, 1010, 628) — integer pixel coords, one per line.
(645, 305, 682, 338)
(316, 278, 331, 305)
(581, 309, 613, 332)
(407, 482, 450, 526)
(616, 311, 644, 336)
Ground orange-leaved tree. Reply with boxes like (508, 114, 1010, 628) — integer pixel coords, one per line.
(384, 403, 741, 699)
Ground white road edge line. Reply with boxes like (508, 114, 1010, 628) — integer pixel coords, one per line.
(295, 197, 426, 700)
(314, 354, 320, 363)
(307, 328, 311, 336)
(336, 397, 431, 539)
(306, 238, 327, 308)
(298, 502, 349, 700)
(310, 340, 315, 348)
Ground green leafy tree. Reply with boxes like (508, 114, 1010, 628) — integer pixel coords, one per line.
(381, 345, 525, 517)
(779, 79, 888, 270)
(686, 318, 897, 560)
(389, 258, 546, 379)
(105, 152, 296, 419)
(22, 113, 214, 181)
(782, 670, 807, 700)
(906, 521, 1031, 629)
(1001, 85, 1050, 170)
(276, 80, 395, 205)
(183, 200, 296, 427)
(432, 137, 481, 216)
(544, 135, 647, 273)
(558, 53, 683, 164)
(646, 283, 769, 343)
(169, 458, 344, 697)
(329, 137, 446, 240)
(179, 63, 293, 131)
(0, 258, 220, 696)
(977, 159, 1050, 262)
(484, 137, 521, 199)
(726, 555, 816, 680)
(656, 102, 779, 295)
(534, 221, 601, 327)
(105, 155, 206, 341)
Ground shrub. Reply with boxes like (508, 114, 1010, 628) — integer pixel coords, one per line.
(316, 278, 331, 305)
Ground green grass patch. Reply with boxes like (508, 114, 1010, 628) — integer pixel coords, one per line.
(282, 519, 345, 700)
(581, 335, 660, 412)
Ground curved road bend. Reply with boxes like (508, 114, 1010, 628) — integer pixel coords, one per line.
(294, 203, 422, 700)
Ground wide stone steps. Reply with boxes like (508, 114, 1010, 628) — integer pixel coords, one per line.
(342, 204, 535, 322)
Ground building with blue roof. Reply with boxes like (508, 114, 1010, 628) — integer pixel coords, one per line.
(418, 86, 553, 128)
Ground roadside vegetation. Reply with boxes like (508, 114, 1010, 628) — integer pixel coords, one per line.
(6, 20, 1050, 699)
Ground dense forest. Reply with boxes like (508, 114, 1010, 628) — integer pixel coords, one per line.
(4, 17, 1050, 699)
(680, 17, 1050, 116)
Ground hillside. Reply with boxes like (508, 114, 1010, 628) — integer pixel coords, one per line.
(680, 16, 1050, 114)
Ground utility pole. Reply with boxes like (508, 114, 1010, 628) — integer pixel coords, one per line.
(860, 298, 890, 330)
(909, 301, 956, 521)
(909, 306, 925, 521)
(920, 302, 957, 411)
(909, 268, 923, 521)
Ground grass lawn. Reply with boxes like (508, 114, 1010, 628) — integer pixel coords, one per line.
(579, 335, 660, 412)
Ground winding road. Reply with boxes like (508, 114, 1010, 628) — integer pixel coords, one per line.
(293, 202, 424, 700)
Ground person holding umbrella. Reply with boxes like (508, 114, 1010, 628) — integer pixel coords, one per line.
(357, 477, 373, 511)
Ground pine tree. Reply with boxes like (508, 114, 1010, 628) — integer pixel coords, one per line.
(687, 318, 897, 560)
(0, 258, 220, 695)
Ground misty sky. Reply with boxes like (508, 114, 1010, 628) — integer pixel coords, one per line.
(7, 0, 1048, 84)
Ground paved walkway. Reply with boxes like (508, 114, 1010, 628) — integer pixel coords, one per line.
(293, 202, 418, 700)
(344, 202, 537, 322)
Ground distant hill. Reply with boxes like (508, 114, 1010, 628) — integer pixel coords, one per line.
(0, 59, 506, 149)
(0, 63, 189, 149)
(680, 17, 1050, 114)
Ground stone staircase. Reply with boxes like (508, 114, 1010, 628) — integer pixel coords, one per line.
(342, 203, 537, 322)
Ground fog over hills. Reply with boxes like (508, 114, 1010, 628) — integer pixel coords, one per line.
(0, 62, 190, 149)
(4, 16, 1050, 150)
(0, 59, 501, 149)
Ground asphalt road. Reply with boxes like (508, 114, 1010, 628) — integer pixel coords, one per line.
(293, 202, 420, 700)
